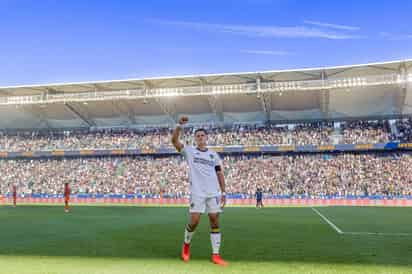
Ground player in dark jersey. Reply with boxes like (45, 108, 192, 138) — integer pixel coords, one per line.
(256, 187, 263, 208)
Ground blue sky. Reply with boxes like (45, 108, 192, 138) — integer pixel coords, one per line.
(0, 0, 411, 86)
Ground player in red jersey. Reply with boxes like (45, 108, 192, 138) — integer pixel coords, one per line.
(12, 185, 17, 208)
(64, 183, 70, 213)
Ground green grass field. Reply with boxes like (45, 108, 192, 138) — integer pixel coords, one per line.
(1, 205, 412, 274)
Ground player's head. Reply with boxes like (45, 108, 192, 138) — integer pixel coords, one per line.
(194, 128, 208, 147)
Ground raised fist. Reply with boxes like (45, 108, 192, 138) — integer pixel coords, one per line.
(179, 116, 189, 125)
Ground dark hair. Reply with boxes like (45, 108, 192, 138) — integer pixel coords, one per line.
(194, 128, 207, 135)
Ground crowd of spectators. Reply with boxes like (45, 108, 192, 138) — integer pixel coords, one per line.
(0, 119, 404, 152)
(394, 118, 412, 142)
(1, 152, 411, 198)
(340, 120, 390, 144)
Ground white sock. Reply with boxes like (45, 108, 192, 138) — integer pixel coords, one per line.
(210, 231, 221, 254)
(184, 225, 194, 244)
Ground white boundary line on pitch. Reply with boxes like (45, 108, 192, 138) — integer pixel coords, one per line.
(311, 207, 344, 234)
(343, 231, 412, 236)
(311, 207, 412, 236)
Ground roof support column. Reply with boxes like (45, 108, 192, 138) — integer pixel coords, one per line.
(397, 63, 408, 115)
(144, 80, 177, 124)
(257, 77, 271, 122)
(320, 71, 330, 119)
(202, 78, 224, 123)
(64, 103, 96, 127)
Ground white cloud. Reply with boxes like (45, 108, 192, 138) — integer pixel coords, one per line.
(148, 19, 364, 40)
(241, 50, 293, 56)
(303, 20, 360, 31)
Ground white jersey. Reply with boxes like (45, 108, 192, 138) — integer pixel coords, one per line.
(182, 145, 222, 198)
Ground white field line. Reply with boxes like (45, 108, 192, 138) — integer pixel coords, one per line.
(343, 231, 412, 236)
(311, 207, 344, 234)
(311, 207, 412, 236)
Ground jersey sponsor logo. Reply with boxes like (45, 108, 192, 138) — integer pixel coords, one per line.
(193, 157, 215, 167)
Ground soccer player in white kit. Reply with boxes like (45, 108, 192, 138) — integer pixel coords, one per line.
(172, 116, 228, 266)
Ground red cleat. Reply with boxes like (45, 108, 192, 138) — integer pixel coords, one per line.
(212, 254, 228, 266)
(181, 243, 190, 262)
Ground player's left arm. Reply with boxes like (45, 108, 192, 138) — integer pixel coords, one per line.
(215, 167, 226, 208)
(214, 154, 226, 208)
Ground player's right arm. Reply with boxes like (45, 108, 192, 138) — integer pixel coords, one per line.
(171, 116, 188, 152)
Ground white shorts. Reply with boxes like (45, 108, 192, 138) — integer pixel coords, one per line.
(189, 195, 222, 214)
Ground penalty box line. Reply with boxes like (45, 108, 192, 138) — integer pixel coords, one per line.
(311, 207, 412, 236)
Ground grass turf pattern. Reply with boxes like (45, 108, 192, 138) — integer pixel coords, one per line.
(1, 205, 412, 274)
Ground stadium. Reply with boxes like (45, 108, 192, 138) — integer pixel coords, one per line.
(1, 58, 412, 273)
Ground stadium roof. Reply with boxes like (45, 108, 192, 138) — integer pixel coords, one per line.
(0, 59, 411, 130)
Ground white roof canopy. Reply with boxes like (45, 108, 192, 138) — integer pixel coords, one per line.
(0, 59, 411, 129)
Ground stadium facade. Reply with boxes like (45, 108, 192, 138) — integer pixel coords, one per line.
(0, 59, 411, 130)
(2, 60, 412, 206)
